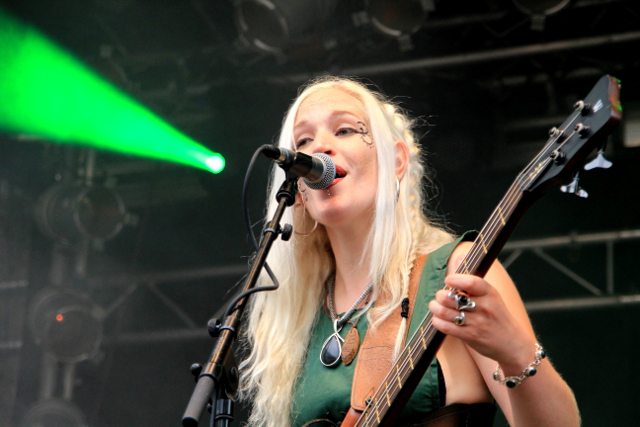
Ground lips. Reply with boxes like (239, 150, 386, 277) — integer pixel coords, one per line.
(327, 164, 346, 189)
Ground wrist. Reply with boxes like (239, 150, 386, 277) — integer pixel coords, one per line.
(493, 343, 546, 388)
(495, 339, 539, 375)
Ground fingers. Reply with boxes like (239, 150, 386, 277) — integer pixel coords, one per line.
(444, 274, 492, 297)
(428, 301, 478, 338)
(435, 276, 488, 313)
(429, 298, 464, 326)
(429, 277, 526, 362)
(429, 275, 491, 337)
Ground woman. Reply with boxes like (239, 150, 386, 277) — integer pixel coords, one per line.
(239, 76, 579, 427)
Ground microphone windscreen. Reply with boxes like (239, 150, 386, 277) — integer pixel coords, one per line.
(303, 153, 335, 190)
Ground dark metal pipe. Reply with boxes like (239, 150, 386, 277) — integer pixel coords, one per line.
(526, 294, 640, 312)
(503, 229, 640, 250)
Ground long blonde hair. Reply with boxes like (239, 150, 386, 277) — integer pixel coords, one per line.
(239, 76, 453, 427)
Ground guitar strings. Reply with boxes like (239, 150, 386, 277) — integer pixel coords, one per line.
(458, 112, 581, 276)
(355, 315, 441, 427)
(460, 127, 580, 277)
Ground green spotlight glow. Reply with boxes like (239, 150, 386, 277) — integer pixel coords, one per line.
(205, 154, 226, 173)
(0, 8, 225, 174)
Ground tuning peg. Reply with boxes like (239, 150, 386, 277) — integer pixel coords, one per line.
(549, 127, 566, 141)
(574, 123, 590, 137)
(560, 172, 588, 198)
(574, 100, 591, 116)
(584, 148, 612, 170)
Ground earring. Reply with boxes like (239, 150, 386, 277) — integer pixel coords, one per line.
(294, 205, 319, 236)
(295, 219, 318, 236)
(396, 177, 401, 202)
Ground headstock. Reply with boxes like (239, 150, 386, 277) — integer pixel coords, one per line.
(518, 75, 622, 197)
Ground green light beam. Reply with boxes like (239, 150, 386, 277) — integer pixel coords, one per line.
(0, 8, 225, 173)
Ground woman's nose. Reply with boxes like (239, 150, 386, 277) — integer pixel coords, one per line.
(311, 129, 334, 155)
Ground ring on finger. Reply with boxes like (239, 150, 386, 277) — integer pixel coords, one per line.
(448, 289, 476, 311)
(453, 311, 466, 326)
(456, 294, 476, 311)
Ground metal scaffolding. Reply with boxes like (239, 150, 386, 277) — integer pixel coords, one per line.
(502, 229, 640, 313)
(95, 229, 640, 344)
(3, 229, 639, 349)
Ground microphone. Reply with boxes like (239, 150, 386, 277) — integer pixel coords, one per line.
(262, 145, 336, 190)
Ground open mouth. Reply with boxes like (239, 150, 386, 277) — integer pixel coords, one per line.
(335, 165, 347, 179)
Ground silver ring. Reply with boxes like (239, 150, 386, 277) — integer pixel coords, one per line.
(453, 311, 466, 326)
(448, 289, 476, 311)
(455, 294, 476, 311)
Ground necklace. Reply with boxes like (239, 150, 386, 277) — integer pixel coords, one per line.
(320, 275, 373, 367)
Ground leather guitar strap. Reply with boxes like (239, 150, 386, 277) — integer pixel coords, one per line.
(350, 254, 429, 411)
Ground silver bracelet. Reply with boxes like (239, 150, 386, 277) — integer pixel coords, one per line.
(492, 343, 546, 388)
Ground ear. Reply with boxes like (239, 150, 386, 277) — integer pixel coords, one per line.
(294, 180, 304, 206)
(394, 140, 410, 180)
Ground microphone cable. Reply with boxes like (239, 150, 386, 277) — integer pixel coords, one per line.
(221, 145, 281, 322)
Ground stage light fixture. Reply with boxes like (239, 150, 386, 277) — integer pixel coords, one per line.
(35, 183, 127, 244)
(29, 288, 103, 363)
(234, 0, 337, 53)
(365, 0, 433, 38)
(21, 399, 86, 427)
(512, 0, 573, 30)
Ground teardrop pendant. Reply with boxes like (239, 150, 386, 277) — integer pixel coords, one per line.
(320, 333, 344, 367)
(341, 326, 360, 366)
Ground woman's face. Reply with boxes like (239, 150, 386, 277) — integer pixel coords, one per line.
(293, 87, 379, 229)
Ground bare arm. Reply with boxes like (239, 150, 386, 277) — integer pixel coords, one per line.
(429, 242, 580, 427)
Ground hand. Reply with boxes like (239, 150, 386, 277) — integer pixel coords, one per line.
(428, 272, 536, 373)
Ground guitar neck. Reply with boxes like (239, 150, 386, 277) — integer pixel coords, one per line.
(456, 177, 530, 277)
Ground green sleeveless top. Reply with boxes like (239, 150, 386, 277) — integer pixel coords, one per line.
(291, 238, 461, 427)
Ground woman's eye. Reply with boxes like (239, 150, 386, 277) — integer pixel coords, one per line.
(336, 127, 356, 136)
(296, 137, 312, 148)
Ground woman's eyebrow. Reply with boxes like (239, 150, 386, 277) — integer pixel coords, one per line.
(294, 110, 363, 131)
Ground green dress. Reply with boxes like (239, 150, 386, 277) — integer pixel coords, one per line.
(291, 238, 461, 427)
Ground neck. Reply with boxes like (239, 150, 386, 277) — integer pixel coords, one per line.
(325, 221, 373, 313)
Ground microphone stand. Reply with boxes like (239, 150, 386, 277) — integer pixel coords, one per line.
(182, 173, 297, 427)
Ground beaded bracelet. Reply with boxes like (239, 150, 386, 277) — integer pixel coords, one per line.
(492, 343, 546, 388)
